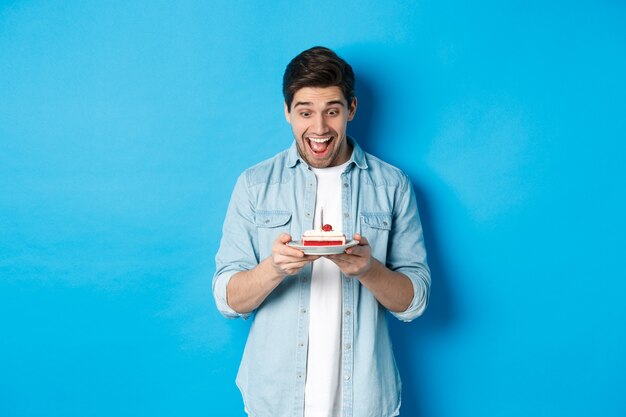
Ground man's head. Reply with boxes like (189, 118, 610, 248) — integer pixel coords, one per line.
(283, 46, 357, 168)
(283, 46, 355, 112)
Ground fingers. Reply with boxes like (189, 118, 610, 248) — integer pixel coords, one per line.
(274, 255, 319, 276)
(271, 233, 319, 276)
(352, 233, 369, 246)
(274, 233, 302, 257)
(325, 234, 372, 277)
(345, 234, 370, 256)
(278, 233, 292, 244)
(325, 254, 371, 277)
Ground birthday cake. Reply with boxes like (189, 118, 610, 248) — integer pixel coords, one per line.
(302, 224, 346, 246)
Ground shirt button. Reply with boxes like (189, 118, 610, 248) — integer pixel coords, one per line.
(345, 343, 351, 349)
(301, 309, 307, 314)
(343, 183, 348, 188)
(345, 310, 351, 316)
(343, 213, 349, 218)
(344, 374, 351, 380)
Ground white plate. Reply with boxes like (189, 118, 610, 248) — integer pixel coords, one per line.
(287, 240, 359, 255)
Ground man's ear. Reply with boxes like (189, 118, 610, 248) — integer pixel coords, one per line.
(348, 97, 358, 121)
(284, 102, 291, 123)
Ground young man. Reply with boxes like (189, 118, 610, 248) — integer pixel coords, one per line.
(213, 46, 430, 417)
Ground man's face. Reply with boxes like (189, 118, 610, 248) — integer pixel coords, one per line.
(284, 86, 357, 168)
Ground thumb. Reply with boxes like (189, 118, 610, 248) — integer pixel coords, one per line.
(353, 233, 369, 245)
(278, 233, 293, 243)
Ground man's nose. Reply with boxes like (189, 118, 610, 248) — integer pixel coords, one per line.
(312, 114, 329, 134)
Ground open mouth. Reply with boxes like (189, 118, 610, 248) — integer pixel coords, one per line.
(306, 136, 333, 156)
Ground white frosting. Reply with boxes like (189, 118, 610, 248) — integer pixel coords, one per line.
(303, 230, 345, 237)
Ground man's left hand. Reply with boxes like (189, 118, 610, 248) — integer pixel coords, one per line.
(325, 233, 372, 278)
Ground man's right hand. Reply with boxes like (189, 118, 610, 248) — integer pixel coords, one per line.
(270, 233, 319, 278)
(270, 233, 320, 277)
(227, 233, 319, 314)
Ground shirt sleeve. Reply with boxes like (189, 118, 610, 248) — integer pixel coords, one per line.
(387, 174, 431, 322)
(212, 172, 258, 320)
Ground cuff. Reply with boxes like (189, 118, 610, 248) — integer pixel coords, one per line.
(213, 271, 253, 320)
(390, 271, 430, 322)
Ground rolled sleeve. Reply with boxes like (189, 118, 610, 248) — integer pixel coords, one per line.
(213, 271, 252, 320)
(212, 173, 258, 320)
(387, 174, 431, 322)
(390, 268, 430, 322)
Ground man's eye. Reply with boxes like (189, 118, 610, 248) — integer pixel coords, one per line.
(300, 112, 311, 117)
(327, 109, 339, 116)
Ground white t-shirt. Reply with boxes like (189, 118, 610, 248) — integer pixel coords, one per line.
(304, 160, 349, 417)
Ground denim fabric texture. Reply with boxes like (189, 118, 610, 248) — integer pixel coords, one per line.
(213, 138, 430, 417)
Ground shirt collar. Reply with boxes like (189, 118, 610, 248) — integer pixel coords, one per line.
(286, 136, 368, 170)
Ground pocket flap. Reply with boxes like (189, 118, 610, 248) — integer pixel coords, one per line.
(361, 212, 392, 230)
(255, 210, 292, 228)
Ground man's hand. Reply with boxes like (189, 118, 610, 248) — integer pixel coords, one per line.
(271, 233, 320, 277)
(227, 233, 319, 314)
(325, 233, 372, 278)
(326, 233, 414, 312)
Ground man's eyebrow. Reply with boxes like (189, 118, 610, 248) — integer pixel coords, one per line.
(293, 100, 345, 108)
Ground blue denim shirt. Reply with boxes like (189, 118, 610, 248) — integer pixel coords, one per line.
(213, 138, 430, 417)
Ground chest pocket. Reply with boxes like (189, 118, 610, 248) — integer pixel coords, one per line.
(360, 212, 392, 262)
(255, 210, 292, 258)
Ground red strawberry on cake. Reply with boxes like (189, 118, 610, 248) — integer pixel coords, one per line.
(302, 224, 346, 246)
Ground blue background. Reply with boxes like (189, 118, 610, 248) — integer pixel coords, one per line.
(1, 1, 625, 416)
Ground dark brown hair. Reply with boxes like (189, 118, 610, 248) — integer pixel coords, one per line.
(282, 46, 355, 111)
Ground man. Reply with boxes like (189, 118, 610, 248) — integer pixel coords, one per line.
(213, 46, 430, 417)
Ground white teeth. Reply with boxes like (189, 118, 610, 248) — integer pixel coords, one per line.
(308, 137, 331, 143)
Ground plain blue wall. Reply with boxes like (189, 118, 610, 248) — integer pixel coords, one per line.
(2, 1, 625, 416)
